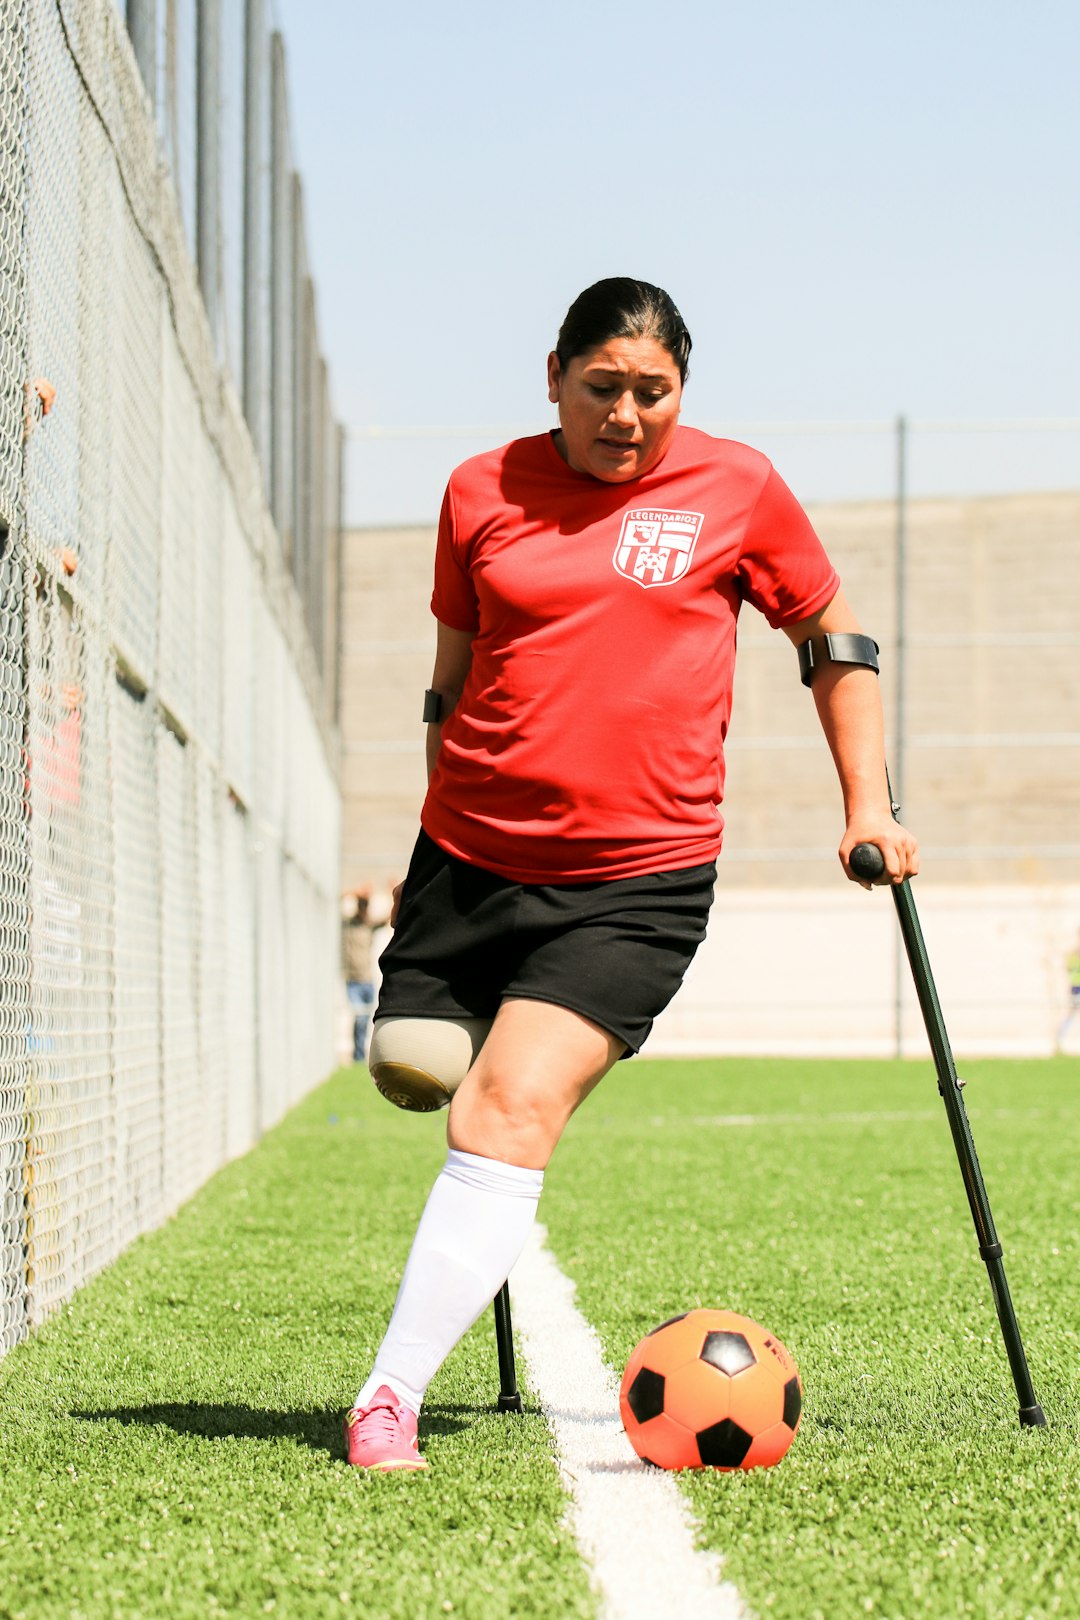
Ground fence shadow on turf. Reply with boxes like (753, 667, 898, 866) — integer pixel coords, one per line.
(71, 1404, 346, 1458)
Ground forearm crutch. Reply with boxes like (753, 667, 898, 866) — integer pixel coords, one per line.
(850, 837, 1045, 1428)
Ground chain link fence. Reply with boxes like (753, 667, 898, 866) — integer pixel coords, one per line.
(0, 0, 342, 1359)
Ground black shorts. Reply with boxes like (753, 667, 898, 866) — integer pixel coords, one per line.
(374, 830, 716, 1055)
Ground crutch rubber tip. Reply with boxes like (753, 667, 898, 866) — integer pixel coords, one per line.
(1019, 1404, 1047, 1428)
(497, 1392, 524, 1414)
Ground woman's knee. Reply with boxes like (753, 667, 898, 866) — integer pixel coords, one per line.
(444, 998, 621, 1163)
(447, 1058, 596, 1166)
(453, 1064, 553, 1130)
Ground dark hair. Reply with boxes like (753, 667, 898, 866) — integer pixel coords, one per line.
(555, 277, 692, 383)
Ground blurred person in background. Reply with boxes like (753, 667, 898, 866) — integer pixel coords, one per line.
(341, 889, 380, 1063)
(1057, 932, 1080, 1052)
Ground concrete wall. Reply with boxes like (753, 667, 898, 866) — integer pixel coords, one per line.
(338, 487, 1080, 1054)
(650, 883, 1080, 1058)
(724, 489, 1080, 889)
(340, 487, 1080, 892)
(339, 524, 435, 893)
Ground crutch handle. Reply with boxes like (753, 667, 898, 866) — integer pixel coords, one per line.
(850, 842, 889, 883)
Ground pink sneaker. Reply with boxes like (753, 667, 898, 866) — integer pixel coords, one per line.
(343, 1386, 429, 1471)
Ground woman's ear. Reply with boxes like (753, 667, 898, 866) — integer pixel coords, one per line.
(546, 350, 561, 404)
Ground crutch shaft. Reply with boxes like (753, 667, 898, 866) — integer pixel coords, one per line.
(889, 878, 1044, 1425)
(493, 1281, 523, 1413)
(851, 842, 1045, 1427)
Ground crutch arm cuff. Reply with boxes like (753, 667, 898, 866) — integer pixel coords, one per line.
(798, 632, 880, 688)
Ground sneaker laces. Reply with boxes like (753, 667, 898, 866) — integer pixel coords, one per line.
(349, 1394, 410, 1443)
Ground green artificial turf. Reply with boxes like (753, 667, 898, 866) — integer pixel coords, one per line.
(3, 1056, 1077, 1620)
(0, 1070, 596, 1620)
(542, 1055, 1080, 1620)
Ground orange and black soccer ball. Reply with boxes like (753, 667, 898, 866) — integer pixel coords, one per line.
(619, 1309, 802, 1471)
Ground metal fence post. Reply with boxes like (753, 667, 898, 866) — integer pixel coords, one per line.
(242, 0, 266, 459)
(269, 31, 292, 545)
(127, 0, 158, 101)
(893, 413, 908, 1058)
(196, 0, 221, 347)
(332, 421, 346, 724)
(289, 174, 307, 580)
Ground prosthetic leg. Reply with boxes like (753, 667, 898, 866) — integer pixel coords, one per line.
(368, 1015, 492, 1113)
(368, 1016, 524, 1413)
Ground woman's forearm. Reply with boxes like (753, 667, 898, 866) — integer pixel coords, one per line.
(810, 663, 892, 819)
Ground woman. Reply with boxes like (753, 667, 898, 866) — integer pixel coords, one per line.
(344, 277, 918, 1470)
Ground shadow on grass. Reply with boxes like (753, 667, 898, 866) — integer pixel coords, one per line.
(72, 1401, 479, 1454)
(72, 1404, 346, 1458)
(421, 1401, 532, 1438)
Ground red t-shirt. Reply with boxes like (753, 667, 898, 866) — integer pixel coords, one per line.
(423, 425, 838, 883)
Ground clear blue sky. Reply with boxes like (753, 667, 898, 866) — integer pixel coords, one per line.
(272, 0, 1079, 524)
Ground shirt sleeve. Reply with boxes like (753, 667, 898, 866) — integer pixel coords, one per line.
(735, 464, 840, 628)
(430, 480, 481, 632)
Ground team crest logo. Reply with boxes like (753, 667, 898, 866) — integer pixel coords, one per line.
(613, 509, 704, 589)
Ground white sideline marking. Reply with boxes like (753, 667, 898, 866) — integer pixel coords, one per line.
(510, 1224, 746, 1620)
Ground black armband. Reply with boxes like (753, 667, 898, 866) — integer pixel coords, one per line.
(422, 688, 443, 724)
(798, 632, 880, 688)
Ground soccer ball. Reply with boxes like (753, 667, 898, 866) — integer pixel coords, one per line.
(619, 1309, 802, 1471)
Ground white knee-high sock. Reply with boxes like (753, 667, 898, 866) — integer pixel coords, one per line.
(356, 1148, 544, 1414)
